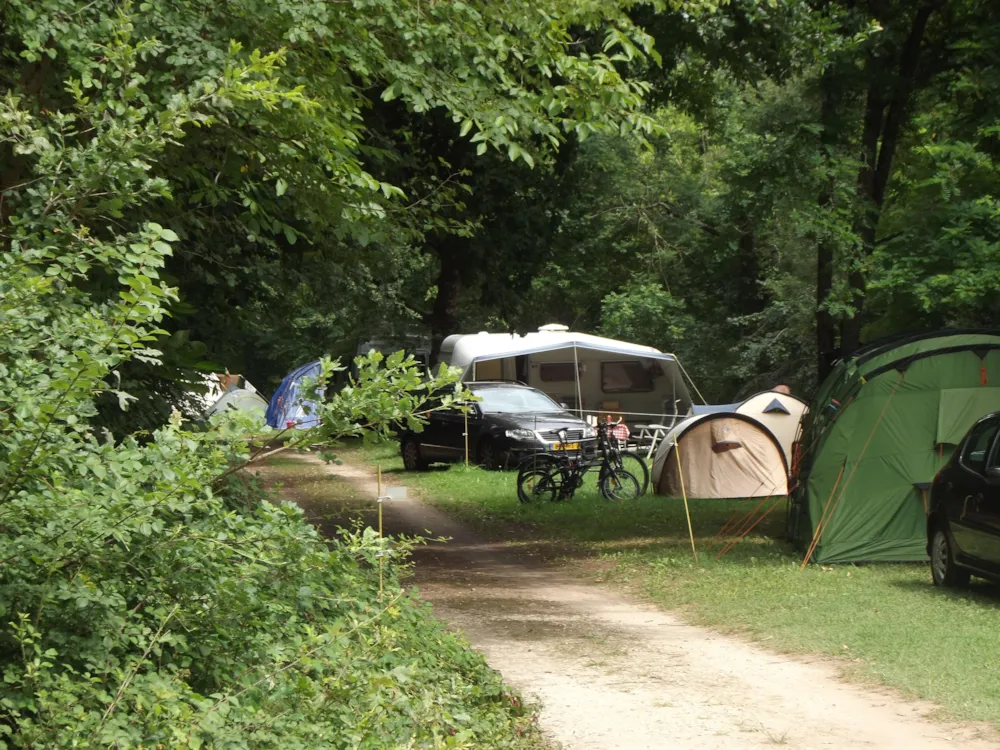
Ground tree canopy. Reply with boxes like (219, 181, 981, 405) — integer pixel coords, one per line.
(3, 0, 1000, 743)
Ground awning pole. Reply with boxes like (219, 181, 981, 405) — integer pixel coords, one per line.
(671, 371, 677, 427)
(676, 357, 707, 405)
(674, 440, 698, 563)
(573, 345, 583, 419)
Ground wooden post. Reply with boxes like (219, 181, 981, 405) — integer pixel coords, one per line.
(377, 464, 384, 599)
(464, 408, 469, 466)
(674, 441, 698, 563)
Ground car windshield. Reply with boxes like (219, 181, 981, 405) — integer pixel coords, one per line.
(474, 387, 563, 414)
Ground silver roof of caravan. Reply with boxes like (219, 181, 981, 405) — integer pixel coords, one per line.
(441, 328, 674, 369)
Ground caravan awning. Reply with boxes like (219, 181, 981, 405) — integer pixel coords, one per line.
(474, 343, 678, 363)
(449, 331, 674, 368)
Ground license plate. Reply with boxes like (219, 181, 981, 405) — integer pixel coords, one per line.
(553, 442, 580, 451)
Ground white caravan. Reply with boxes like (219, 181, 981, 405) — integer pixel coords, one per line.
(437, 324, 697, 427)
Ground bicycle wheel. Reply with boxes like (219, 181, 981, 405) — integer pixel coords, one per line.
(599, 467, 641, 503)
(617, 453, 649, 496)
(517, 467, 559, 504)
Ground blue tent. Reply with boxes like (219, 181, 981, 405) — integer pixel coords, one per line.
(266, 360, 325, 429)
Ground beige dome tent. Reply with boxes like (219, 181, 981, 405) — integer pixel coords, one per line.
(734, 390, 808, 466)
(652, 413, 788, 499)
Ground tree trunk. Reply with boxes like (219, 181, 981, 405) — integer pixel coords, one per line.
(840, 80, 886, 358)
(816, 234, 836, 380)
(840, 0, 939, 356)
(816, 67, 839, 381)
(426, 236, 466, 365)
(735, 224, 764, 316)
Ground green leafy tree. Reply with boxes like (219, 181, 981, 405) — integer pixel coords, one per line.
(2, 0, 695, 743)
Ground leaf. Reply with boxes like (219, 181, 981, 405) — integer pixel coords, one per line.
(276, 178, 288, 197)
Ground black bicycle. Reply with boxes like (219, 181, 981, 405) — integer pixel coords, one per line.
(516, 421, 643, 503)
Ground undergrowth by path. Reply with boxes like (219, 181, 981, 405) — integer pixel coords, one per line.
(257, 454, 551, 749)
(352, 439, 1000, 727)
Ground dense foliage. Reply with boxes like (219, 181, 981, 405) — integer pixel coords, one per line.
(0, 0, 695, 744)
(0, 32, 531, 735)
(523, 0, 1000, 398)
(148, 0, 1000, 404)
(4, 0, 1000, 744)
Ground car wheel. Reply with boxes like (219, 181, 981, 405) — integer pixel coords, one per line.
(401, 438, 428, 471)
(931, 526, 970, 588)
(478, 439, 504, 471)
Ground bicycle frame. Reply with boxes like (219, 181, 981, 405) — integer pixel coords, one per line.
(518, 422, 626, 501)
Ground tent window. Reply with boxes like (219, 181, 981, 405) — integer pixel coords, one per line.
(602, 361, 654, 393)
(960, 418, 1000, 475)
(762, 398, 791, 415)
(711, 420, 743, 454)
(539, 362, 577, 382)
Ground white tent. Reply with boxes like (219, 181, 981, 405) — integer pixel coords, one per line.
(651, 413, 788, 499)
(734, 391, 808, 466)
(187, 373, 226, 411)
(205, 387, 268, 420)
(437, 324, 700, 427)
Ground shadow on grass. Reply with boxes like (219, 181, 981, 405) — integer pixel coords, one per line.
(382, 464, 451, 475)
(890, 577, 1000, 607)
(302, 439, 799, 565)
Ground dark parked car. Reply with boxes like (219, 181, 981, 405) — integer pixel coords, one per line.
(399, 382, 597, 470)
(928, 412, 1000, 587)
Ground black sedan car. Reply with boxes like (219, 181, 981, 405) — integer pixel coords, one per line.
(399, 382, 597, 470)
(928, 411, 1000, 587)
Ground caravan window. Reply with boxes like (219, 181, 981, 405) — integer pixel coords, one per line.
(601, 361, 654, 393)
(473, 358, 503, 381)
(539, 363, 577, 382)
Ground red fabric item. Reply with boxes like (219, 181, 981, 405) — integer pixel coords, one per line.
(611, 422, 630, 442)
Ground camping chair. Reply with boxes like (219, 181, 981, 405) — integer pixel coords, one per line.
(662, 398, 685, 428)
(633, 424, 670, 459)
(634, 399, 686, 459)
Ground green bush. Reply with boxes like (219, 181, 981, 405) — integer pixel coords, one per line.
(0, 419, 535, 747)
(0, 9, 536, 746)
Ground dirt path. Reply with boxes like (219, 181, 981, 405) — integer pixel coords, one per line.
(298, 455, 998, 750)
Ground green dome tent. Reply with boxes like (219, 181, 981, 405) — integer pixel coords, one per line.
(789, 330, 1000, 564)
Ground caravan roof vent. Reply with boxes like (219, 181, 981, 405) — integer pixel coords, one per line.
(538, 323, 569, 333)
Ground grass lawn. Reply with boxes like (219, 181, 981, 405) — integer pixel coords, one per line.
(349, 439, 1000, 726)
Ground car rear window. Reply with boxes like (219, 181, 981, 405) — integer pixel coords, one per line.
(475, 387, 562, 413)
(961, 419, 1000, 474)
